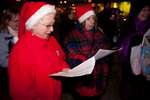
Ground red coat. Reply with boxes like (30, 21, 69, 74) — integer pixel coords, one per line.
(8, 31, 69, 100)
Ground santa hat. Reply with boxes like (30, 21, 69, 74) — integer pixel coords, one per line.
(18, 1, 56, 37)
(75, 4, 95, 23)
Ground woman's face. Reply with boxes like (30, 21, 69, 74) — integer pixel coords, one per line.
(32, 13, 55, 39)
(8, 14, 19, 31)
(138, 5, 150, 21)
(84, 15, 95, 31)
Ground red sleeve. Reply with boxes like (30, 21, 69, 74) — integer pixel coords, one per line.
(8, 45, 37, 99)
(49, 36, 69, 70)
(8, 34, 69, 99)
(18, 2, 30, 38)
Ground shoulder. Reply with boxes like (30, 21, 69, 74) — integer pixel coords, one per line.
(49, 36, 61, 48)
(49, 36, 58, 43)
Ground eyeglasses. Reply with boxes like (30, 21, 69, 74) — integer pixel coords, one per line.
(40, 23, 53, 28)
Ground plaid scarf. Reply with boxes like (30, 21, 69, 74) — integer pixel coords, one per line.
(64, 25, 109, 96)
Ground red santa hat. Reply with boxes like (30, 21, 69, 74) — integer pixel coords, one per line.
(18, 1, 56, 37)
(75, 4, 95, 23)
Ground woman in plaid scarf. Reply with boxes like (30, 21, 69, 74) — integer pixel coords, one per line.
(63, 4, 110, 100)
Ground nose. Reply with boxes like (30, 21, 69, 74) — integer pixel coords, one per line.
(48, 26, 54, 33)
(50, 26, 54, 32)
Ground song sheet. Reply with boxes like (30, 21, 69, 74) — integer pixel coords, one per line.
(50, 48, 121, 77)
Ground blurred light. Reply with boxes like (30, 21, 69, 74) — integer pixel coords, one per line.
(60, 1, 63, 4)
(72, 6, 76, 10)
(91, 3, 96, 7)
(16, 0, 21, 2)
(88, 0, 92, 3)
(64, 0, 67, 4)
(97, 3, 104, 13)
(123, 18, 127, 21)
(119, 1, 131, 16)
(110, 2, 119, 8)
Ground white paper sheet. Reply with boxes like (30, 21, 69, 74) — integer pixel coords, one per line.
(49, 48, 121, 77)
(50, 57, 95, 77)
(94, 48, 122, 60)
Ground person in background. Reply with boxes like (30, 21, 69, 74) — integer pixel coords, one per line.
(54, 6, 76, 46)
(97, 9, 119, 47)
(8, 1, 70, 100)
(118, 2, 150, 100)
(63, 4, 110, 100)
(0, 7, 19, 99)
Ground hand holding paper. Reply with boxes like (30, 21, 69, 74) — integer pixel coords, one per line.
(50, 57, 95, 77)
(49, 48, 121, 77)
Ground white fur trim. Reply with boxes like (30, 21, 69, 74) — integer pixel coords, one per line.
(78, 10, 95, 23)
(26, 4, 56, 30)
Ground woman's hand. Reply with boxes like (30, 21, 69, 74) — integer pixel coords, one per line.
(62, 68, 71, 73)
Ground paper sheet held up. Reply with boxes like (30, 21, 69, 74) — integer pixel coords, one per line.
(50, 48, 121, 77)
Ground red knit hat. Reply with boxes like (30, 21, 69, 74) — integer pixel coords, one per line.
(18, 1, 56, 37)
(75, 4, 95, 23)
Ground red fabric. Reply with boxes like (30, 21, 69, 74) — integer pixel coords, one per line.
(18, 2, 29, 37)
(75, 63, 109, 96)
(64, 27, 109, 96)
(8, 31, 69, 100)
(18, 1, 46, 37)
(69, 53, 86, 62)
(75, 4, 93, 20)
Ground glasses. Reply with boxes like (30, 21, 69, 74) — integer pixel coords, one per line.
(40, 22, 53, 28)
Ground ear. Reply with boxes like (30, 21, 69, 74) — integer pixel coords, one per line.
(30, 25, 37, 35)
(32, 22, 39, 30)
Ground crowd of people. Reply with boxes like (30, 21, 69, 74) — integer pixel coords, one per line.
(0, 0, 149, 100)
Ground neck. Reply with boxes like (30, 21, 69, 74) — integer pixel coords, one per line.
(34, 33, 49, 40)
(7, 26, 18, 36)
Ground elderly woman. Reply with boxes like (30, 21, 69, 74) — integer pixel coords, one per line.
(8, 1, 70, 100)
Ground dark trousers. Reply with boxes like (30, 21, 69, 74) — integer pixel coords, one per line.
(0, 67, 11, 100)
(119, 63, 150, 100)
